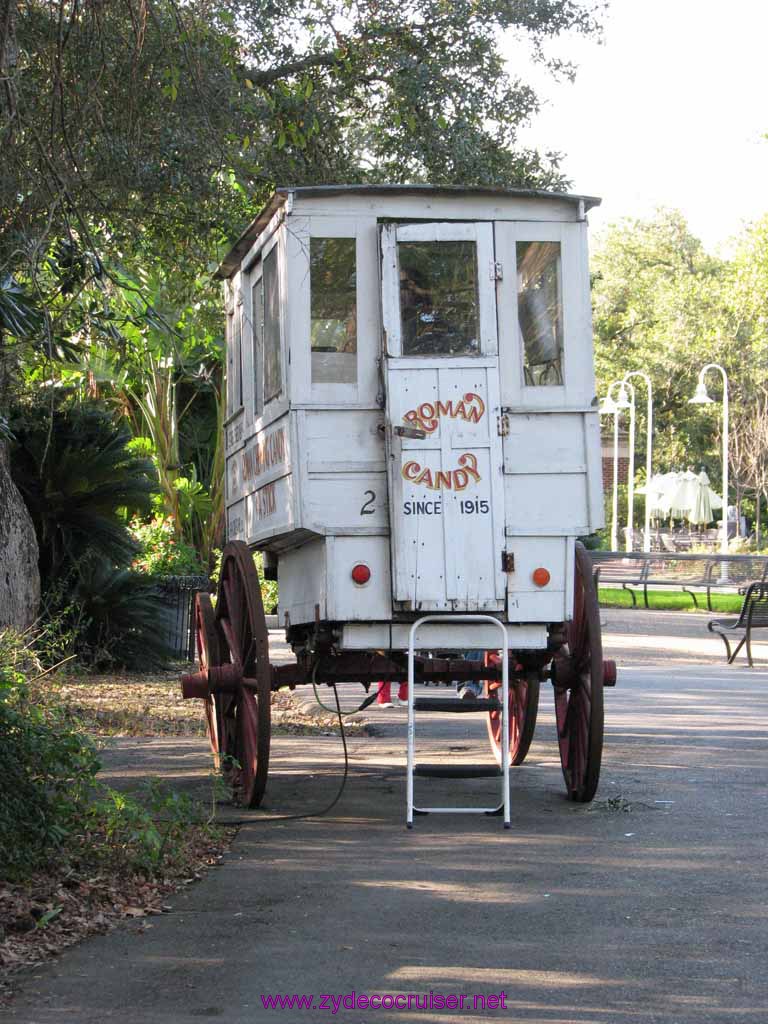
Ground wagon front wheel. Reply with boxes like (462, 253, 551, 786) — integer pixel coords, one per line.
(215, 542, 272, 808)
(553, 542, 604, 802)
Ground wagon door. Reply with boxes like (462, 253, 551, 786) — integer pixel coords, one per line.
(380, 222, 506, 612)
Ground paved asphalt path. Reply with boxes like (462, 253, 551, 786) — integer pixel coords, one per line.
(4, 610, 768, 1024)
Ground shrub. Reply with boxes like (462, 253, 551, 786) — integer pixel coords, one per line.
(0, 630, 100, 880)
(0, 630, 221, 883)
(210, 548, 278, 613)
(129, 514, 205, 576)
(8, 400, 181, 670)
(85, 780, 208, 877)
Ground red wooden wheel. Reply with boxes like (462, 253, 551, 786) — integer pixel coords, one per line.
(554, 541, 604, 802)
(486, 662, 540, 766)
(193, 592, 230, 770)
(215, 541, 272, 808)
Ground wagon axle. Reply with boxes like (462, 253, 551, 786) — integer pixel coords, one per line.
(182, 540, 616, 811)
(550, 654, 618, 690)
(181, 663, 247, 698)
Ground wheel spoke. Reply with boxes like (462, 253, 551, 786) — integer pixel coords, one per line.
(218, 616, 241, 667)
(221, 574, 244, 663)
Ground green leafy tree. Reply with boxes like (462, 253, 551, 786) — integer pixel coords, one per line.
(592, 209, 768, 541)
(2, 0, 603, 286)
(72, 265, 227, 569)
(592, 210, 742, 489)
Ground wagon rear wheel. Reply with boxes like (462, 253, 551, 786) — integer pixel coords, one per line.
(194, 592, 232, 770)
(486, 662, 540, 766)
(554, 542, 604, 802)
(215, 542, 272, 808)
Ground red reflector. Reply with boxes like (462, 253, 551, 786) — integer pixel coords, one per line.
(351, 563, 371, 585)
(532, 567, 551, 587)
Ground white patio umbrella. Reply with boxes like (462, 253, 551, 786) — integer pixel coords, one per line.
(690, 470, 723, 525)
(669, 469, 701, 519)
(637, 472, 682, 517)
(638, 470, 724, 525)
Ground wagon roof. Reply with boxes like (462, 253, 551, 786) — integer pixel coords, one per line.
(216, 184, 602, 279)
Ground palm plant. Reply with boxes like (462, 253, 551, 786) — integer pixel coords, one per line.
(69, 559, 174, 669)
(76, 267, 226, 571)
(10, 401, 157, 586)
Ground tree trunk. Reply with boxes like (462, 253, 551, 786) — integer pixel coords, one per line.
(0, 441, 40, 629)
(0, 0, 18, 133)
(760, 490, 765, 551)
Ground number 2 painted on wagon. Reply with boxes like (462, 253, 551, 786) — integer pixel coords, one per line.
(360, 490, 376, 516)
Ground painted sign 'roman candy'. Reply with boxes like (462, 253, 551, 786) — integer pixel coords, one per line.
(402, 393, 485, 434)
(401, 451, 481, 491)
(230, 423, 288, 499)
(242, 426, 287, 483)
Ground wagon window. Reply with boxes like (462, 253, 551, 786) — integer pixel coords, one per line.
(263, 247, 282, 403)
(225, 311, 233, 415)
(251, 273, 264, 418)
(226, 303, 243, 414)
(517, 241, 563, 386)
(398, 241, 479, 356)
(310, 238, 357, 384)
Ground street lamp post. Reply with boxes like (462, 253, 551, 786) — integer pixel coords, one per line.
(689, 364, 729, 555)
(621, 380, 636, 551)
(600, 381, 632, 551)
(623, 371, 653, 552)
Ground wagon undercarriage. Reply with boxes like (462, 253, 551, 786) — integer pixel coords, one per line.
(181, 541, 616, 819)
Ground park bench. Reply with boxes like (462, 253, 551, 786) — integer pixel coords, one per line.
(590, 552, 768, 611)
(708, 582, 768, 666)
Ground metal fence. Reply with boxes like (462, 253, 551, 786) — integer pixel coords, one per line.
(155, 575, 211, 661)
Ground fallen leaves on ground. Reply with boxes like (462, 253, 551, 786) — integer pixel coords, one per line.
(53, 671, 206, 737)
(0, 826, 233, 1002)
(270, 690, 370, 736)
(47, 672, 370, 738)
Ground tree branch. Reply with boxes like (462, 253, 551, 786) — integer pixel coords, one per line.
(244, 50, 345, 86)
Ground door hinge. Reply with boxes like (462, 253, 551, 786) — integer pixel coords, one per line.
(491, 261, 503, 281)
(497, 413, 509, 437)
(502, 551, 515, 573)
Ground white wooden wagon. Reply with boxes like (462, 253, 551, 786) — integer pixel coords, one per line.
(181, 185, 617, 827)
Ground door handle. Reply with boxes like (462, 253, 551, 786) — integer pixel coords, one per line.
(393, 425, 427, 440)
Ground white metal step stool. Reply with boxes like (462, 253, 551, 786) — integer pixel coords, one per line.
(406, 615, 510, 829)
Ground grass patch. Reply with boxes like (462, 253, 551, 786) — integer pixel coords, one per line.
(599, 588, 743, 613)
